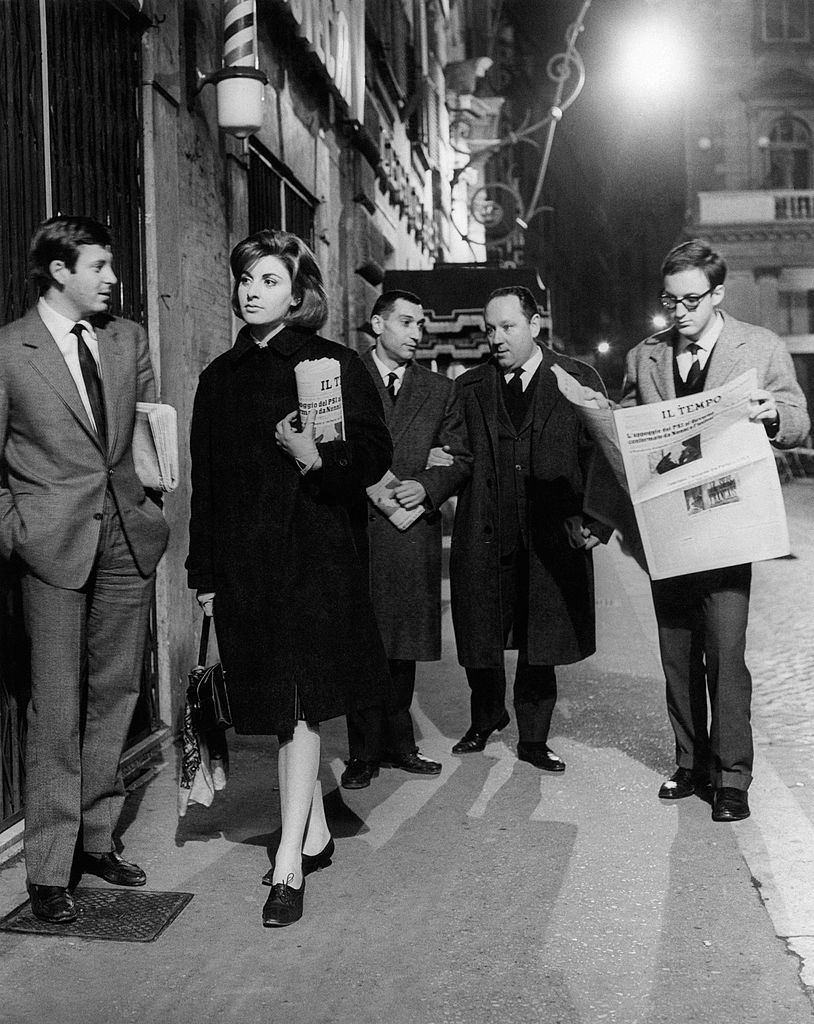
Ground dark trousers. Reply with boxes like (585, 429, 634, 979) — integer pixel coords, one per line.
(21, 495, 155, 885)
(650, 563, 752, 791)
(465, 545, 557, 745)
(346, 659, 418, 762)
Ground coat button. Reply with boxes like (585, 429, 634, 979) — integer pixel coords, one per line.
(338, 457, 349, 468)
(515, 464, 522, 471)
(93, 513, 103, 520)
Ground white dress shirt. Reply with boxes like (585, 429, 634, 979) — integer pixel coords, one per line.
(503, 344, 543, 390)
(37, 298, 103, 432)
(371, 349, 407, 395)
(675, 310, 723, 382)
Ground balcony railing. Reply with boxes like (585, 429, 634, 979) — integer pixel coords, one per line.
(698, 189, 814, 225)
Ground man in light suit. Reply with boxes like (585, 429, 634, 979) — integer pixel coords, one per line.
(341, 290, 465, 788)
(0, 216, 169, 922)
(443, 287, 609, 772)
(621, 239, 809, 822)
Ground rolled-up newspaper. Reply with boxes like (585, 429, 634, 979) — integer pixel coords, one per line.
(294, 358, 345, 443)
(366, 470, 424, 531)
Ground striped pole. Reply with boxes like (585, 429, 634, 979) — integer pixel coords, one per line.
(223, 0, 257, 68)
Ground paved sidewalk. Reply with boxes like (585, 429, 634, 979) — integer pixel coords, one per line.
(0, 482, 812, 1023)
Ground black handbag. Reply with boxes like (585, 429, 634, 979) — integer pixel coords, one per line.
(187, 615, 232, 732)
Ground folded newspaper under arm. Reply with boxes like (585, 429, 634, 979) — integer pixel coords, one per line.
(366, 470, 424, 531)
(133, 402, 180, 492)
(552, 365, 790, 579)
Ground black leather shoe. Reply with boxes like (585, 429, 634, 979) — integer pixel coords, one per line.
(27, 884, 77, 924)
(262, 837, 334, 886)
(82, 851, 147, 887)
(262, 877, 305, 926)
(712, 787, 750, 822)
(382, 751, 442, 775)
(517, 743, 566, 772)
(452, 711, 510, 754)
(658, 767, 708, 800)
(340, 758, 379, 789)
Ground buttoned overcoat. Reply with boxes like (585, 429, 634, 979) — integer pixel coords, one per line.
(362, 350, 464, 660)
(186, 326, 393, 735)
(443, 347, 608, 669)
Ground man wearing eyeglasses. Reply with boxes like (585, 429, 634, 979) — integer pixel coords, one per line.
(621, 238, 809, 822)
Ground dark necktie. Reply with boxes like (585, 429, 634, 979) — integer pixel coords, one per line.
(71, 323, 107, 448)
(684, 343, 702, 391)
(386, 371, 399, 404)
(507, 370, 524, 397)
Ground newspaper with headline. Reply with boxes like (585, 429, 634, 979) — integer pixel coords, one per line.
(553, 366, 790, 580)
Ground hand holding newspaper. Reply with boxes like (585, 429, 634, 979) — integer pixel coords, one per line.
(133, 402, 179, 492)
(294, 358, 345, 443)
(366, 471, 425, 531)
(552, 366, 790, 579)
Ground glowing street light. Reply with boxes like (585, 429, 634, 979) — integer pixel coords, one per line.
(596, 340, 611, 355)
(613, 11, 692, 102)
(652, 313, 669, 330)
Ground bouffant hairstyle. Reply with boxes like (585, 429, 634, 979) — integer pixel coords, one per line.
(661, 239, 727, 289)
(229, 229, 328, 330)
(29, 215, 113, 296)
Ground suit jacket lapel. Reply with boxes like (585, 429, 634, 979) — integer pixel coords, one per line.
(703, 314, 746, 389)
(532, 349, 565, 441)
(645, 330, 677, 401)
(389, 363, 429, 446)
(23, 309, 103, 449)
(95, 318, 123, 455)
(361, 348, 394, 428)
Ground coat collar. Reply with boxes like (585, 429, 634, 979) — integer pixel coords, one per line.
(228, 324, 315, 362)
(361, 347, 430, 443)
(643, 311, 746, 399)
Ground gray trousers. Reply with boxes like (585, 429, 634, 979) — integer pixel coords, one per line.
(22, 495, 155, 885)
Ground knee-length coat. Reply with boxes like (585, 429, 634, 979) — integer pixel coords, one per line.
(186, 326, 393, 735)
(441, 346, 611, 669)
(362, 350, 465, 661)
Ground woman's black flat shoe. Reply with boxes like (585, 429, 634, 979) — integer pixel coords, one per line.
(262, 837, 334, 886)
(262, 877, 305, 926)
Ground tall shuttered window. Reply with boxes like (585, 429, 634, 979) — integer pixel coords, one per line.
(248, 142, 317, 248)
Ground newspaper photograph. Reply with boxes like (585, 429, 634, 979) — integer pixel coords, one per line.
(553, 366, 790, 580)
(294, 357, 345, 443)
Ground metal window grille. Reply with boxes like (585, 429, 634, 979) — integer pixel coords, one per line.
(248, 143, 316, 248)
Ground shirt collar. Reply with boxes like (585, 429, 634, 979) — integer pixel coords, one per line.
(38, 297, 93, 345)
(677, 309, 724, 355)
(371, 347, 407, 382)
(504, 343, 543, 382)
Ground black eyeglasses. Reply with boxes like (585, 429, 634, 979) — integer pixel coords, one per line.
(659, 287, 714, 312)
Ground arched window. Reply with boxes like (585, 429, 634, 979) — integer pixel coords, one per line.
(767, 117, 812, 188)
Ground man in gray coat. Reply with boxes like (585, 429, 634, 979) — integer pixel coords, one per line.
(443, 286, 608, 772)
(341, 290, 466, 788)
(621, 239, 809, 822)
(0, 216, 169, 922)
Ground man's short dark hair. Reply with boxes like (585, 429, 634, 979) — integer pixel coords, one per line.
(29, 215, 113, 296)
(484, 285, 540, 322)
(661, 239, 727, 289)
(371, 290, 423, 320)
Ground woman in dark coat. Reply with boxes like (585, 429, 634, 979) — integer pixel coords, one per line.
(186, 230, 392, 927)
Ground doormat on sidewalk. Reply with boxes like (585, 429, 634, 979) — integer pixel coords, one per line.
(0, 887, 194, 942)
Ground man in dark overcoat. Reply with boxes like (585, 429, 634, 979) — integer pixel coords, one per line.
(341, 290, 467, 788)
(443, 286, 609, 772)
